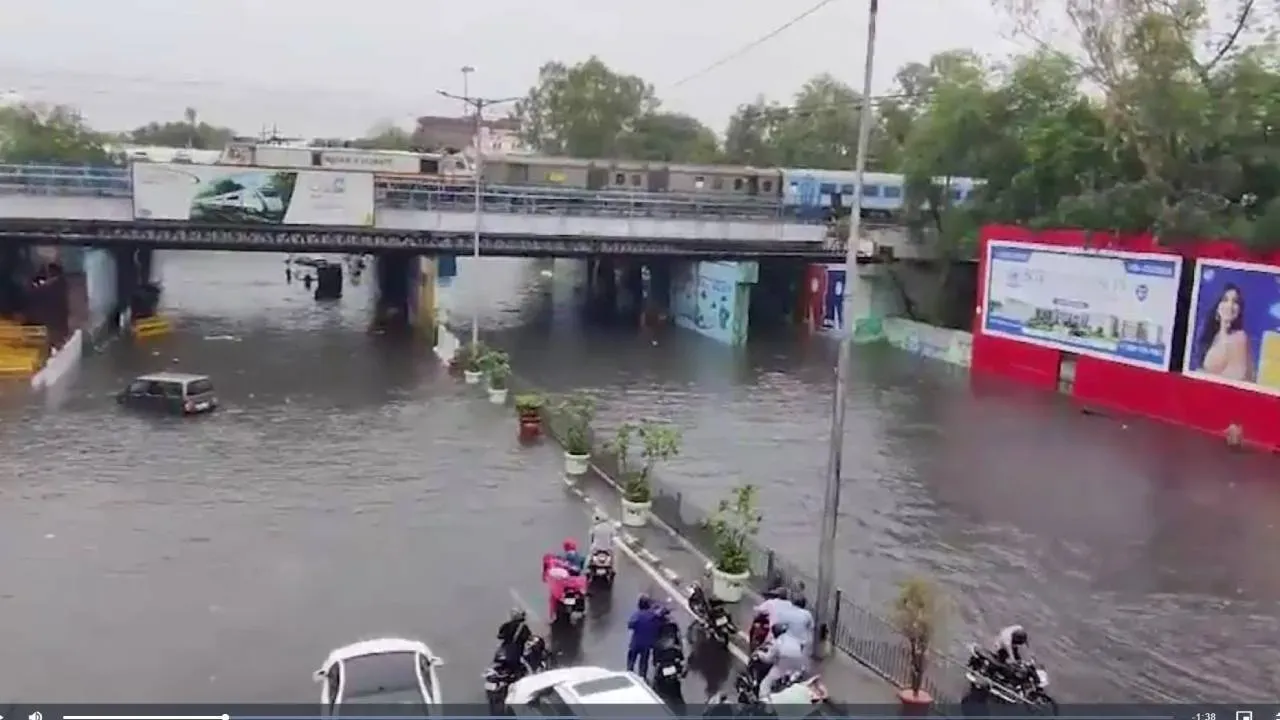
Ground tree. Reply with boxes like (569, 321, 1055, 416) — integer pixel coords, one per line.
(618, 112, 720, 163)
(0, 103, 109, 164)
(723, 97, 787, 167)
(513, 57, 658, 157)
(125, 108, 236, 150)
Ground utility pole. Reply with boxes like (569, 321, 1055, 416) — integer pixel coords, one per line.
(436, 87, 519, 350)
(461, 66, 474, 109)
(815, 0, 880, 658)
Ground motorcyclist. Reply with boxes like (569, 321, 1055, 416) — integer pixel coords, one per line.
(757, 623, 807, 699)
(543, 559, 587, 621)
(992, 625, 1029, 665)
(523, 633, 551, 673)
(754, 591, 797, 634)
(779, 595, 815, 654)
(652, 604, 685, 666)
(588, 511, 616, 553)
(495, 608, 533, 675)
(626, 595, 663, 678)
(557, 538, 587, 575)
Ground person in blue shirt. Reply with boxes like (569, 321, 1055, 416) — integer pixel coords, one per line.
(778, 596, 815, 654)
(626, 595, 663, 678)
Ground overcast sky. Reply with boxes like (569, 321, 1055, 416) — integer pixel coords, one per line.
(1, 0, 1024, 139)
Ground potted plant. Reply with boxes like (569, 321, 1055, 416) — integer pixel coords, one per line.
(558, 392, 596, 476)
(480, 349, 510, 404)
(515, 392, 545, 440)
(610, 420, 680, 527)
(891, 577, 941, 714)
(461, 342, 486, 384)
(706, 483, 760, 602)
(449, 343, 472, 375)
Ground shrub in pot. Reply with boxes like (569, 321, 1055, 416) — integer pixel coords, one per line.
(485, 357, 510, 405)
(609, 420, 680, 528)
(891, 577, 942, 712)
(557, 392, 596, 476)
(706, 483, 760, 602)
(461, 342, 486, 384)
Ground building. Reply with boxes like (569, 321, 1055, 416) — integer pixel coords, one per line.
(412, 115, 525, 155)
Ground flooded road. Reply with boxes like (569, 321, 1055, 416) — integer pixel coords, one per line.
(2, 251, 1277, 703)
(451, 257, 1280, 703)
(0, 252, 718, 703)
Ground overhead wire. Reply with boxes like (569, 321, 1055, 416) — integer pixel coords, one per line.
(670, 0, 842, 89)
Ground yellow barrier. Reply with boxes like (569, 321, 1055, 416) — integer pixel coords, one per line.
(0, 324, 48, 347)
(132, 316, 173, 339)
(0, 347, 39, 378)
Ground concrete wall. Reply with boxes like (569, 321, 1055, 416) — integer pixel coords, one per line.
(83, 248, 119, 339)
(883, 317, 973, 368)
(671, 260, 757, 346)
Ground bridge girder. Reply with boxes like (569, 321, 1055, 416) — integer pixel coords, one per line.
(0, 219, 846, 260)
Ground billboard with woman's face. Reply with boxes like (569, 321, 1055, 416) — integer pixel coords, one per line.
(1183, 259, 1280, 396)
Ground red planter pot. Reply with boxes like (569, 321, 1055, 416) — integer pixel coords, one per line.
(517, 411, 542, 441)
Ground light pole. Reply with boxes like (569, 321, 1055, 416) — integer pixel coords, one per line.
(460, 66, 474, 108)
(815, 0, 880, 657)
(436, 87, 519, 350)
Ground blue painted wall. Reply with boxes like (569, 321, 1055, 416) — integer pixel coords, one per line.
(671, 260, 757, 346)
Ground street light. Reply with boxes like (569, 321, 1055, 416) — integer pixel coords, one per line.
(814, 0, 880, 657)
(435, 87, 520, 350)
(460, 66, 475, 108)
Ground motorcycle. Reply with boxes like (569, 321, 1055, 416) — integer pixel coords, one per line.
(587, 549, 615, 589)
(554, 587, 586, 626)
(482, 648, 523, 714)
(650, 638, 687, 706)
(964, 645, 1058, 714)
(687, 582, 736, 647)
(748, 610, 771, 652)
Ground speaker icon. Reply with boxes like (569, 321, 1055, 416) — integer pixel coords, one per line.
(29, 711, 43, 720)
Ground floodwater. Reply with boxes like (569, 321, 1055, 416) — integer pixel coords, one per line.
(449, 256, 1280, 703)
(2, 251, 1277, 703)
(0, 252, 715, 703)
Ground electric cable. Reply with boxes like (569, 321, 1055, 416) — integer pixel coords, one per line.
(670, 0, 841, 88)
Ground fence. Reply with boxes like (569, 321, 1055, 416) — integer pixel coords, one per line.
(491, 361, 971, 703)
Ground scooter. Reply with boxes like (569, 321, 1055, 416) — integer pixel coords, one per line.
(554, 587, 587, 626)
(587, 549, 615, 590)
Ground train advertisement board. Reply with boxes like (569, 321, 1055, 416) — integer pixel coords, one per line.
(982, 240, 1182, 370)
(132, 164, 374, 227)
(1183, 258, 1280, 396)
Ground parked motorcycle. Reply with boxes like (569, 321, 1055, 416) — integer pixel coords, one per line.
(687, 581, 737, 647)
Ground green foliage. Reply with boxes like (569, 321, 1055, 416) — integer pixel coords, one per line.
(0, 104, 110, 164)
(891, 578, 943, 693)
(478, 349, 510, 389)
(557, 392, 596, 456)
(708, 484, 761, 576)
(122, 107, 236, 150)
(515, 393, 545, 413)
(607, 420, 681, 503)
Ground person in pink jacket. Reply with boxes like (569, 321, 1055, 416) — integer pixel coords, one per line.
(542, 553, 587, 621)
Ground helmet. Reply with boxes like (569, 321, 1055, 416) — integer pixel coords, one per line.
(563, 538, 578, 553)
(1011, 628, 1028, 646)
(771, 623, 789, 638)
(510, 608, 526, 622)
(593, 510, 607, 523)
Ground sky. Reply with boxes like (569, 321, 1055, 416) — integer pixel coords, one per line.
(0, 0, 1025, 140)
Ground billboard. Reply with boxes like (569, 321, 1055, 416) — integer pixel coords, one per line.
(131, 163, 374, 226)
(982, 240, 1182, 370)
(1182, 259, 1280, 396)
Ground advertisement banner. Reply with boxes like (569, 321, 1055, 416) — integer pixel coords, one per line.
(1183, 259, 1280, 396)
(132, 164, 374, 226)
(982, 240, 1182, 370)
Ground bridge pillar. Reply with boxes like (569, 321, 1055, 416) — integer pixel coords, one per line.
(109, 246, 160, 323)
(669, 260, 757, 346)
(373, 251, 414, 329)
(641, 257, 673, 327)
(409, 255, 439, 344)
(585, 255, 619, 321)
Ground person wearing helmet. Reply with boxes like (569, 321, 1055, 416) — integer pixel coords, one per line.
(588, 511, 615, 553)
(496, 608, 533, 676)
(757, 623, 807, 699)
(557, 538, 586, 575)
(993, 625, 1029, 666)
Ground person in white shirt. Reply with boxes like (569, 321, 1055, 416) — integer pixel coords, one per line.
(588, 511, 615, 553)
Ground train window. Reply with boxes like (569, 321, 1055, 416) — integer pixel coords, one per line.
(630, 174, 642, 186)
(694, 176, 706, 189)
(819, 183, 837, 195)
(863, 185, 880, 197)
(733, 178, 744, 191)
(712, 177, 724, 190)
(420, 158, 440, 174)
(311, 151, 323, 167)
(841, 184, 854, 195)
(614, 173, 626, 185)
(883, 185, 902, 198)
(761, 180, 773, 193)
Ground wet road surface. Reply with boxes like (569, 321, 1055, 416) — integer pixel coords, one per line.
(447, 257, 1280, 703)
(0, 252, 727, 703)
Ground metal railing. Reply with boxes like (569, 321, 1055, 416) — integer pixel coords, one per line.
(489, 363, 971, 704)
(0, 163, 131, 196)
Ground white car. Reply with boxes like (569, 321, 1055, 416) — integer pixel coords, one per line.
(505, 666, 673, 717)
(313, 637, 444, 716)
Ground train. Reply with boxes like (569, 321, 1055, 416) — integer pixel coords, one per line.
(211, 142, 982, 218)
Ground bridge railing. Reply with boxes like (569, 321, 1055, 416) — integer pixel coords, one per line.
(0, 164, 131, 196)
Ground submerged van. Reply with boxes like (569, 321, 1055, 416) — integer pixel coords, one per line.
(117, 372, 218, 415)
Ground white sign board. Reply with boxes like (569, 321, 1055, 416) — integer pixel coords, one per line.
(132, 163, 374, 227)
(982, 240, 1182, 370)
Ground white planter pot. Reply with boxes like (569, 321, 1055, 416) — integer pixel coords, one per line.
(710, 565, 750, 603)
(563, 452, 590, 476)
(620, 498, 652, 527)
(487, 387, 508, 404)
(463, 370, 482, 384)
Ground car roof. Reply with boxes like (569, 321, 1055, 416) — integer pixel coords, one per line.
(562, 672, 661, 704)
(324, 637, 435, 667)
(136, 372, 210, 383)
